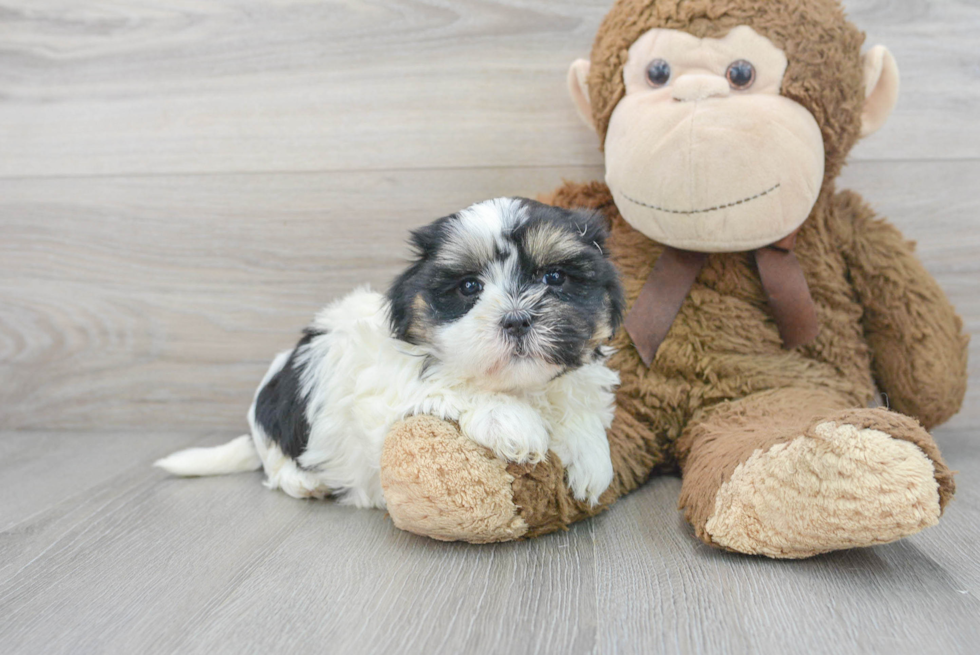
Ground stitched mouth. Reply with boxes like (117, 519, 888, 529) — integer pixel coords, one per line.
(619, 182, 781, 216)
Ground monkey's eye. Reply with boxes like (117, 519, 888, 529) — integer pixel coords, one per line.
(542, 270, 567, 286)
(458, 278, 483, 297)
(726, 60, 756, 90)
(645, 59, 671, 88)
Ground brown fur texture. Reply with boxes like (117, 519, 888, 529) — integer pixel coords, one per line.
(482, 174, 966, 552)
(701, 413, 946, 557)
(379, 0, 969, 556)
(381, 415, 528, 543)
(676, 390, 954, 551)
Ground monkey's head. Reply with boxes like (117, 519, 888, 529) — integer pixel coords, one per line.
(568, 0, 899, 252)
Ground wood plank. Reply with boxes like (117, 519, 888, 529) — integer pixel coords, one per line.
(0, 431, 224, 583)
(180, 513, 597, 654)
(0, 0, 607, 177)
(846, 0, 980, 162)
(0, 1, 977, 652)
(0, 0, 977, 178)
(3, 428, 978, 655)
(0, 445, 315, 654)
(903, 426, 980, 597)
(593, 472, 980, 654)
(0, 430, 209, 530)
(0, 432, 598, 655)
(0, 165, 601, 430)
(2, 161, 976, 431)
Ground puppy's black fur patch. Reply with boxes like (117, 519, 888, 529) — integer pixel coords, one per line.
(387, 213, 458, 343)
(254, 330, 321, 460)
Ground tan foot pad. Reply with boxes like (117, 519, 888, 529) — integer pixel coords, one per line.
(381, 415, 528, 543)
(705, 421, 942, 559)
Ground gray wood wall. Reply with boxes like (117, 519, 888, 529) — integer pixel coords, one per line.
(1, 0, 977, 432)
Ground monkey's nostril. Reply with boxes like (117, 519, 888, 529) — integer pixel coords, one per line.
(502, 313, 532, 337)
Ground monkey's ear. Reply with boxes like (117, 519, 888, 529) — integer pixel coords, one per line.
(860, 46, 900, 138)
(567, 59, 596, 131)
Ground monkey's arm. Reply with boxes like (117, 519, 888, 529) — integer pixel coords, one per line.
(836, 190, 969, 429)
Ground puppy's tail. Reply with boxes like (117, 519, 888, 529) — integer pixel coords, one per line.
(154, 435, 262, 477)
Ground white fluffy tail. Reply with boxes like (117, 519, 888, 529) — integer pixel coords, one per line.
(154, 435, 262, 477)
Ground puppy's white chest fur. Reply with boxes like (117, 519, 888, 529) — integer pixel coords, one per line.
(250, 288, 618, 509)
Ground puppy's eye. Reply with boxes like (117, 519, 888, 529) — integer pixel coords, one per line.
(458, 278, 483, 297)
(726, 60, 755, 90)
(645, 59, 671, 88)
(542, 270, 566, 286)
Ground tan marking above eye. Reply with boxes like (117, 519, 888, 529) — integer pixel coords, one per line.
(523, 224, 584, 266)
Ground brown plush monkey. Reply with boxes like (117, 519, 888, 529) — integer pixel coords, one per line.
(379, 0, 970, 558)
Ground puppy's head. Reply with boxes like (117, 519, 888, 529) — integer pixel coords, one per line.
(387, 197, 624, 391)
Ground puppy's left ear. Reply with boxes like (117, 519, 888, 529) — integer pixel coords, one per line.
(570, 208, 611, 250)
(568, 209, 624, 336)
(606, 278, 625, 336)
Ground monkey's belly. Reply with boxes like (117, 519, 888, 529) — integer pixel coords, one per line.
(604, 227, 876, 468)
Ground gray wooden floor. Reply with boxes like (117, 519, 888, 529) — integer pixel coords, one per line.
(1, 1, 978, 653)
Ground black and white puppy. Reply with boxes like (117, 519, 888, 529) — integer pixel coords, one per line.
(155, 198, 624, 507)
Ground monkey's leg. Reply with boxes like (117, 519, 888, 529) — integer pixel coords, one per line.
(380, 402, 672, 542)
(379, 415, 529, 543)
(677, 388, 955, 559)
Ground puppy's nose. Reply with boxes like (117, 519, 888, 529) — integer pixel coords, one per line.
(501, 313, 532, 337)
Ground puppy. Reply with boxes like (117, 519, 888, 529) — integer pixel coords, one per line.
(155, 198, 625, 507)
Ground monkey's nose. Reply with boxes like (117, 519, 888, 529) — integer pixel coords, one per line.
(501, 313, 532, 337)
(671, 75, 730, 102)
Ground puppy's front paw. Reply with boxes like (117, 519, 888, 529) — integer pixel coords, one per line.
(460, 401, 549, 464)
(551, 416, 614, 506)
(564, 453, 614, 506)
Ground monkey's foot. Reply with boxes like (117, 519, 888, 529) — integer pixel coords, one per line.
(701, 410, 954, 559)
(380, 415, 529, 543)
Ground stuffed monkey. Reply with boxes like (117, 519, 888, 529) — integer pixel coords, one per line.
(379, 0, 969, 558)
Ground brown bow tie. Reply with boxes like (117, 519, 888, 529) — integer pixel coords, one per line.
(623, 231, 820, 367)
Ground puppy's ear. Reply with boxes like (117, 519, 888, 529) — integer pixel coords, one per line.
(407, 213, 455, 260)
(386, 260, 424, 343)
(387, 214, 454, 342)
(568, 209, 623, 337)
(605, 272, 626, 336)
(570, 208, 610, 250)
